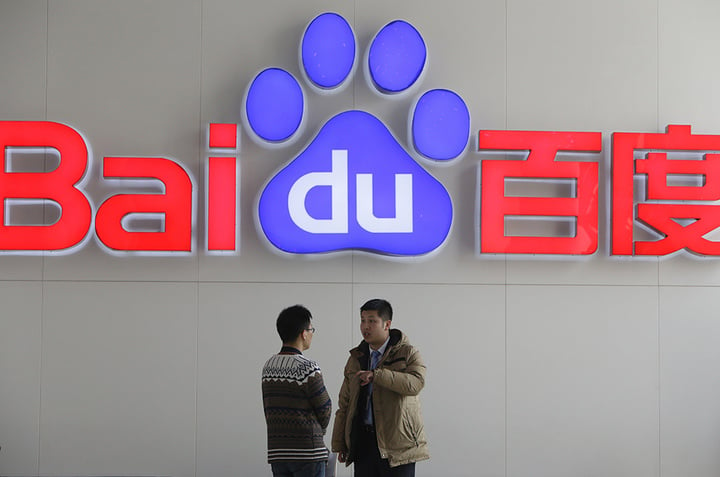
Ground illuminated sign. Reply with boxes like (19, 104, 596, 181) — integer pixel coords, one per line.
(0, 121, 198, 254)
(479, 130, 601, 255)
(1, 13, 719, 259)
(0, 121, 92, 252)
(248, 13, 463, 256)
(612, 125, 720, 257)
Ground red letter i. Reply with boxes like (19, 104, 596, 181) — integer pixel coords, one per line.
(207, 123, 239, 252)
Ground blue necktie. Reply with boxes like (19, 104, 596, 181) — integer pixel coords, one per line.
(364, 350, 382, 425)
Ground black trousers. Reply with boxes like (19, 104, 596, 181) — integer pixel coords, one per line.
(354, 426, 415, 477)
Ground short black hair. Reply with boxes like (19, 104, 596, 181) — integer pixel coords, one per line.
(360, 298, 393, 322)
(276, 305, 312, 343)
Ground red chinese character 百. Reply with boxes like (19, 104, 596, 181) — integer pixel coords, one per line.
(478, 130, 601, 255)
(612, 125, 720, 256)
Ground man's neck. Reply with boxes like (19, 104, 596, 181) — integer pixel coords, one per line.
(369, 335, 390, 352)
(282, 338, 305, 352)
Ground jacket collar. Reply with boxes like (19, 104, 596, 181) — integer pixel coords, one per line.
(353, 328, 403, 358)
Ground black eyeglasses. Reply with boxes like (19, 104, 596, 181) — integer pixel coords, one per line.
(306, 327, 316, 333)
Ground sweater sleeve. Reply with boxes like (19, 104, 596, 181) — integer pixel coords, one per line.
(307, 370, 332, 432)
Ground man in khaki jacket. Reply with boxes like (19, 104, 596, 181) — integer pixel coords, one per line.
(331, 299, 429, 477)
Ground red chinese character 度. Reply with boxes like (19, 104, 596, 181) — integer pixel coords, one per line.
(612, 125, 720, 256)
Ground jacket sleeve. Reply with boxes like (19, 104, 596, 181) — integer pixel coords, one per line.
(308, 371, 332, 432)
(373, 346, 426, 396)
(331, 360, 352, 452)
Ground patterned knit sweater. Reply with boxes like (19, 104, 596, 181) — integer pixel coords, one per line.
(262, 347, 332, 463)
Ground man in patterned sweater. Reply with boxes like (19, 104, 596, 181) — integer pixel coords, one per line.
(262, 304, 332, 477)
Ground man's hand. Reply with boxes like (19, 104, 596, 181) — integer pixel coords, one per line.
(355, 370, 374, 386)
(338, 451, 348, 463)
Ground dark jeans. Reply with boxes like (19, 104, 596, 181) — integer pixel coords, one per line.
(270, 460, 326, 477)
(354, 426, 415, 477)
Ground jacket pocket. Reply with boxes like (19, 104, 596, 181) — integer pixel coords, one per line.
(399, 402, 421, 446)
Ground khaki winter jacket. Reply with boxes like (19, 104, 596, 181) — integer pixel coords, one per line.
(331, 329, 429, 467)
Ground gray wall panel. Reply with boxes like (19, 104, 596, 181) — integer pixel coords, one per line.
(0, 1, 718, 477)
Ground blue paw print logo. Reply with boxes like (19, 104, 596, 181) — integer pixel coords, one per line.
(246, 13, 470, 256)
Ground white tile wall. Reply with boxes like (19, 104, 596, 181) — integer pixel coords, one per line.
(0, 282, 43, 475)
(507, 0, 658, 133)
(39, 281, 198, 477)
(0, 0, 46, 120)
(507, 285, 659, 477)
(659, 286, 720, 477)
(658, 0, 720, 133)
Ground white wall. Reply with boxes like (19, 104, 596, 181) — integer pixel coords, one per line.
(1, 1, 720, 476)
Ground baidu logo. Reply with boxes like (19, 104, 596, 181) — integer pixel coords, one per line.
(247, 13, 470, 256)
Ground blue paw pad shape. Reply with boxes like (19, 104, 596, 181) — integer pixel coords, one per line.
(247, 12, 470, 256)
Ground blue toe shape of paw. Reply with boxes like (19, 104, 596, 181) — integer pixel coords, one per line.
(369, 20, 427, 93)
(302, 12, 356, 89)
(413, 89, 470, 161)
(246, 68, 304, 142)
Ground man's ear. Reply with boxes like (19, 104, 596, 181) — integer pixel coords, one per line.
(385, 320, 391, 330)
